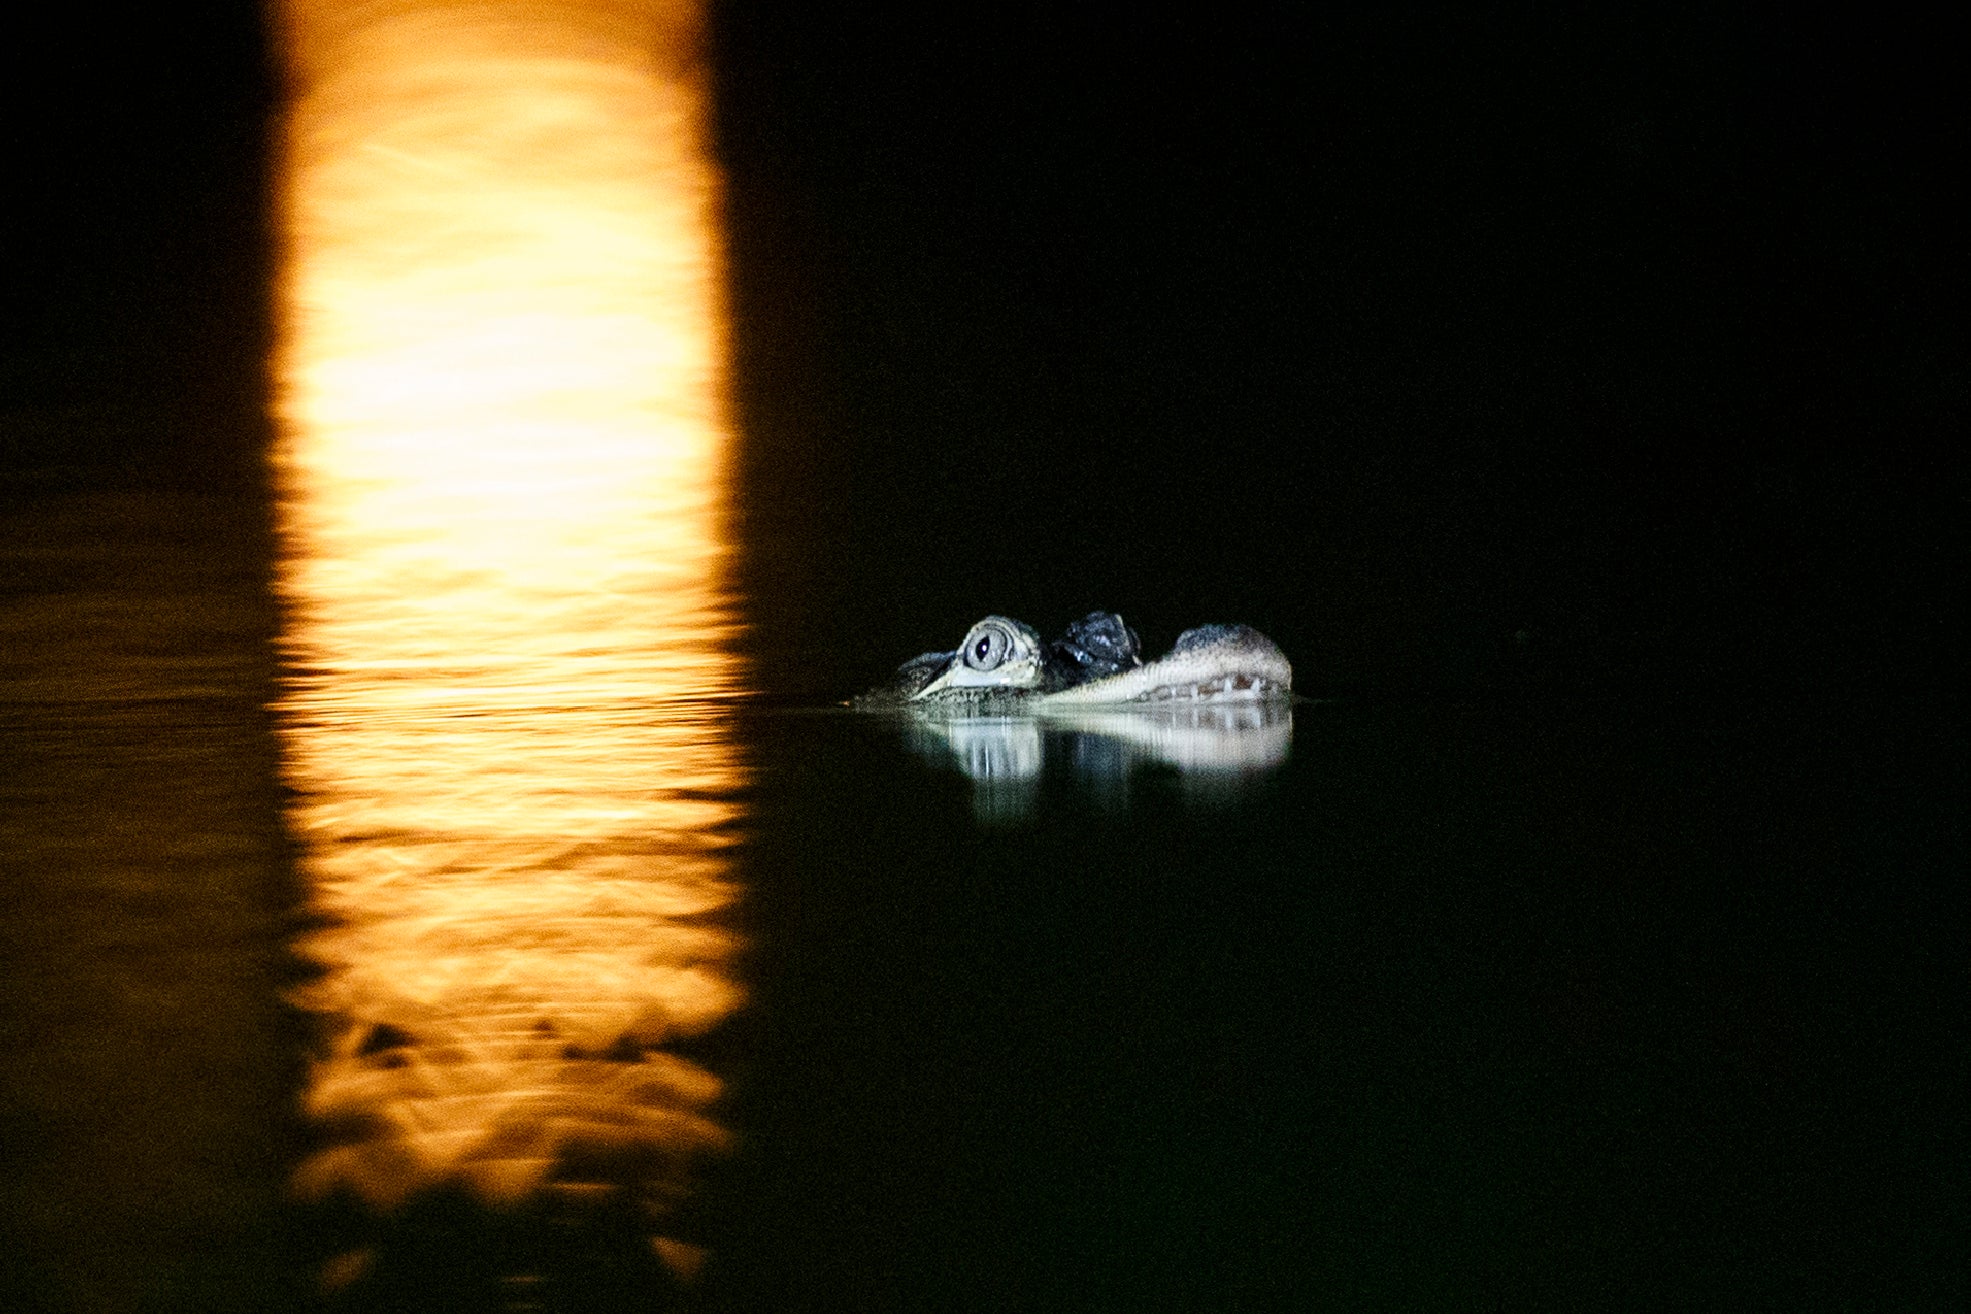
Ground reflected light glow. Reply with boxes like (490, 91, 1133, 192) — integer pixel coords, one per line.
(270, 0, 741, 1258)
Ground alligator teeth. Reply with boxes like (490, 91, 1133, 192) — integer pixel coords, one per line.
(1090, 669, 1287, 705)
(1132, 676, 1279, 702)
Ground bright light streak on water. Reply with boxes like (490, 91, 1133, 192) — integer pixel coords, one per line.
(270, 0, 741, 1272)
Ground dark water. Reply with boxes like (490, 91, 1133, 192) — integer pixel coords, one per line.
(0, 473, 1962, 1311)
(716, 696, 1963, 1312)
(0, 487, 295, 1311)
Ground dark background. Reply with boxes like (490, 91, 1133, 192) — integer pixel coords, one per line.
(711, 3, 1962, 699)
(0, 5, 273, 493)
(2, 2, 1961, 699)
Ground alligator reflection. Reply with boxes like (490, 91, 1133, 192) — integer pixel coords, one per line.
(894, 703, 1294, 820)
(272, 0, 740, 1298)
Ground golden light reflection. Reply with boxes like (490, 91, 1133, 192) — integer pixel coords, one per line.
(270, 0, 741, 1264)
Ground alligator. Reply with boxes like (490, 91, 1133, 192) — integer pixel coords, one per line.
(857, 611, 1292, 708)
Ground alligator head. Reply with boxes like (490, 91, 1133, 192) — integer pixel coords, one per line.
(861, 612, 1291, 708)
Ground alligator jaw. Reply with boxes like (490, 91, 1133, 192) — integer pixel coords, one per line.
(1048, 671, 1290, 704)
(1037, 626, 1291, 706)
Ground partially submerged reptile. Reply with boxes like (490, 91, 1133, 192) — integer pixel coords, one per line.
(858, 612, 1292, 708)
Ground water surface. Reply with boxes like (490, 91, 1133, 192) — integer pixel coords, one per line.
(0, 481, 1961, 1310)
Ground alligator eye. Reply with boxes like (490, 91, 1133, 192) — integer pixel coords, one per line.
(965, 623, 1009, 670)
